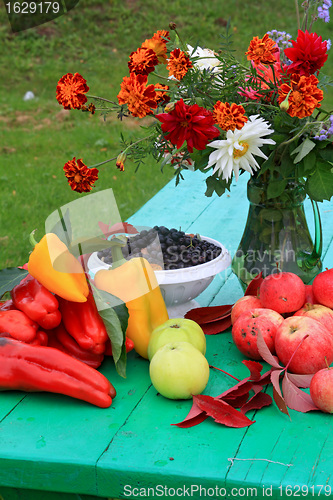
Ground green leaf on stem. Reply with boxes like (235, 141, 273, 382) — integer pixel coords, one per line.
(306, 164, 333, 202)
(93, 289, 129, 378)
(291, 138, 316, 163)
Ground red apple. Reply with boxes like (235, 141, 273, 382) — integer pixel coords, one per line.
(231, 295, 262, 325)
(313, 268, 333, 308)
(232, 308, 284, 360)
(310, 367, 333, 413)
(274, 316, 333, 374)
(304, 285, 315, 305)
(294, 303, 333, 334)
(259, 272, 306, 314)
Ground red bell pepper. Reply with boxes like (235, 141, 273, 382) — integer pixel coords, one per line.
(0, 300, 16, 311)
(0, 337, 116, 408)
(57, 292, 108, 354)
(11, 275, 61, 330)
(49, 323, 104, 369)
(0, 309, 38, 342)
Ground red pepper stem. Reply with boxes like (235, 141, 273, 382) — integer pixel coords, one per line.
(29, 229, 39, 248)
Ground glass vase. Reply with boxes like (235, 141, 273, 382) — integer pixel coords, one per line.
(231, 175, 323, 290)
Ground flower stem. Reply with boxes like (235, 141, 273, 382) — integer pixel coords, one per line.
(88, 157, 117, 169)
(295, 0, 300, 30)
(86, 94, 118, 106)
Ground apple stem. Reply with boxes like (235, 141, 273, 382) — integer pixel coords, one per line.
(209, 365, 241, 382)
(284, 334, 310, 372)
(325, 356, 330, 370)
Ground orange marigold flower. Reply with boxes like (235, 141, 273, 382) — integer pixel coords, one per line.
(63, 157, 99, 193)
(128, 47, 159, 76)
(142, 30, 170, 64)
(213, 102, 248, 131)
(167, 48, 193, 80)
(154, 83, 170, 106)
(56, 73, 89, 110)
(278, 73, 324, 119)
(245, 33, 279, 66)
(117, 73, 157, 118)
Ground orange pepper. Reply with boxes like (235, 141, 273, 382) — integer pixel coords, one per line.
(28, 233, 89, 303)
(94, 238, 169, 359)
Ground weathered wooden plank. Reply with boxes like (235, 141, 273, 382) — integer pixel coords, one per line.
(0, 486, 105, 500)
(96, 333, 255, 499)
(0, 394, 27, 422)
(225, 399, 333, 498)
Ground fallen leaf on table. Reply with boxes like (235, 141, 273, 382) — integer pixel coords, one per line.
(193, 394, 255, 428)
(185, 304, 233, 324)
(200, 316, 232, 334)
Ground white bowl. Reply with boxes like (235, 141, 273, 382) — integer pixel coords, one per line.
(87, 235, 231, 308)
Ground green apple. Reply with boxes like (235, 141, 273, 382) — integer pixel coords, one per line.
(149, 341, 210, 400)
(147, 318, 206, 361)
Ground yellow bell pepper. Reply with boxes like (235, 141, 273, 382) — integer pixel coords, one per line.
(94, 238, 169, 359)
(28, 233, 89, 303)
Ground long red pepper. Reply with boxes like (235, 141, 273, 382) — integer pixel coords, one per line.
(0, 338, 116, 408)
(48, 323, 105, 368)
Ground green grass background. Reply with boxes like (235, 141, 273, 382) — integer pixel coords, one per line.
(0, 0, 332, 268)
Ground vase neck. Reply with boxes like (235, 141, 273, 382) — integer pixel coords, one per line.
(247, 177, 306, 208)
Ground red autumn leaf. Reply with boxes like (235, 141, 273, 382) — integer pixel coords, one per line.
(193, 394, 255, 428)
(185, 304, 233, 325)
(281, 372, 319, 412)
(223, 392, 250, 408)
(218, 380, 253, 408)
(256, 330, 282, 369)
(242, 360, 263, 381)
(271, 369, 290, 416)
(287, 372, 314, 389)
(244, 272, 263, 297)
(257, 369, 274, 387)
(171, 398, 208, 428)
(240, 389, 273, 414)
(201, 316, 232, 334)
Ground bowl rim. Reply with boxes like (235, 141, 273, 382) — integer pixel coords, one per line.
(87, 234, 231, 285)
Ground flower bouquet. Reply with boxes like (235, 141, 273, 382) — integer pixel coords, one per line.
(55, 0, 333, 284)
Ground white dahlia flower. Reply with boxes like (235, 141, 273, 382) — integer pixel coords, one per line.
(205, 115, 276, 181)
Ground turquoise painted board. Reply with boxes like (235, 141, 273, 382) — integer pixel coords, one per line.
(96, 333, 254, 499)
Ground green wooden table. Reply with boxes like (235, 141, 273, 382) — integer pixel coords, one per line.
(1, 171, 333, 500)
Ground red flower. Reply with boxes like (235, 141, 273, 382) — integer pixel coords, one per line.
(56, 73, 89, 110)
(284, 30, 328, 76)
(156, 99, 220, 153)
(63, 157, 99, 193)
(128, 47, 159, 76)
